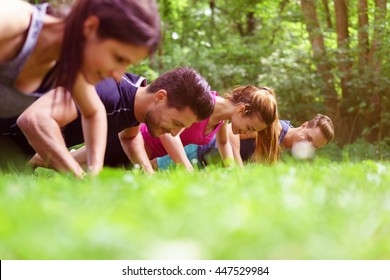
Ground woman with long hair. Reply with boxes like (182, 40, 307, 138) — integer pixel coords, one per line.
(0, 0, 161, 176)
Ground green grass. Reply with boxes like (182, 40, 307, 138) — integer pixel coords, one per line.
(1, 159, 389, 260)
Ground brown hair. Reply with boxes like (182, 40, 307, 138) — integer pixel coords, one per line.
(56, 0, 161, 92)
(307, 114, 335, 143)
(225, 86, 280, 164)
(147, 67, 214, 121)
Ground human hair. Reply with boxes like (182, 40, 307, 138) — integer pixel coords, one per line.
(147, 67, 214, 121)
(56, 0, 161, 92)
(225, 86, 280, 164)
(307, 114, 335, 143)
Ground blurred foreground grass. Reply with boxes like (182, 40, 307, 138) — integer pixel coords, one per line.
(0, 159, 389, 259)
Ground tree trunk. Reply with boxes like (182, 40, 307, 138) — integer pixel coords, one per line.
(300, 0, 338, 119)
(334, 0, 351, 99)
(357, 0, 369, 75)
(351, 0, 371, 143)
(210, 0, 216, 43)
(333, 0, 355, 144)
(246, 12, 256, 36)
(322, 0, 333, 29)
(369, 0, 386, 78)
(365, 0, 387, 141)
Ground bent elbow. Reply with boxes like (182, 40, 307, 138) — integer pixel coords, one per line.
(17, 110, 42, 138)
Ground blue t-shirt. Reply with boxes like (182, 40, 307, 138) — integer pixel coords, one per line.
(63, 73, 145, 147)
(197, 120, 292, 164)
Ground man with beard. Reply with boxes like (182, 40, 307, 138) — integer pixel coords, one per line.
(1, 67, 214, 175)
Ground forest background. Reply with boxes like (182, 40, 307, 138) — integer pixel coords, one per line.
(31, 0, 390, 158)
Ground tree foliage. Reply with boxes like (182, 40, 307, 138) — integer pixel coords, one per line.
(151, 0, 389, 146)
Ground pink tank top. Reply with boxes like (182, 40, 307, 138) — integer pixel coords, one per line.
(141, 91, 223, 158)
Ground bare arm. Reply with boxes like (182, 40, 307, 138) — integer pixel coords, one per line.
(71, 74, 107, 175)
(228, 126, 244, 168)
(215, 122, 234, 167)
(17, 88, 85, 177)
(28, 153, 48, 169)
(119, 126, 154, 174)
(70, 146, 87, 166)
(0, 0, 32, 43)
(159, 132, 194, 172)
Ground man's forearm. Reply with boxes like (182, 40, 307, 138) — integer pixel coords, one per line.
(120, 134, 154, 174)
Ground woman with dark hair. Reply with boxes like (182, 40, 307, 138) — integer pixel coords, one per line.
(0, 0, 161, 177)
